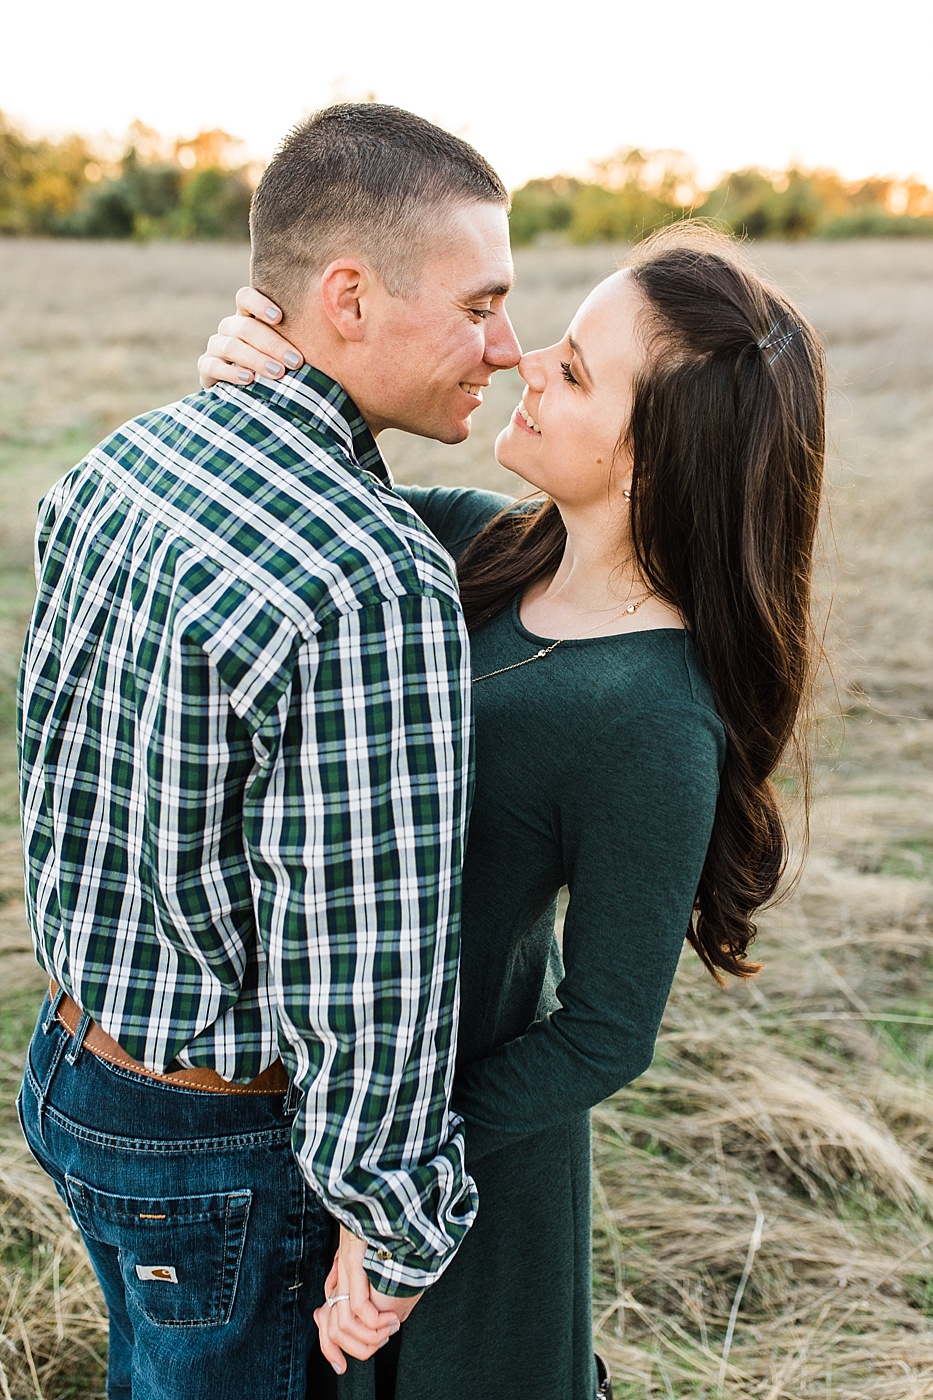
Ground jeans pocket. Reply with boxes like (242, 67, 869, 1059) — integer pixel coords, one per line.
(65, 1175, 252, 1327)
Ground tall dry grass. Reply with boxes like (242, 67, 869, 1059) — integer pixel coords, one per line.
(1, 237, 932, 1398)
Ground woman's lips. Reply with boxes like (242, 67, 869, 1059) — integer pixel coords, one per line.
(514, 401, 541, 435)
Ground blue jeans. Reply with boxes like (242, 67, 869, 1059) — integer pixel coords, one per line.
(18, 994, 336, 1400)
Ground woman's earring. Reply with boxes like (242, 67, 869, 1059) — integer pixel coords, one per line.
(622, 488, 632, 501)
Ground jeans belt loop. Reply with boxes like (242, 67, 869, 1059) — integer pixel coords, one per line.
(42, 983, 66, 1034)
(65, 1009, 92, 1065)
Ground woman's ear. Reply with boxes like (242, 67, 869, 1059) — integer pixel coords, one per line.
(320, 259, 371, 343)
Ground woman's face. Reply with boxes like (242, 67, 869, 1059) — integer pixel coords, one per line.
(495, 270, 649, 511)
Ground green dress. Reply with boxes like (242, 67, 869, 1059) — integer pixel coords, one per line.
(341, 486, 725, 1400)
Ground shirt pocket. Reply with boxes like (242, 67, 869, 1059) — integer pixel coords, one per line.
(65, 1176, 252, 1327)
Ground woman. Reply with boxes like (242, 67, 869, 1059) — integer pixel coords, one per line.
(198, 224, 826, 1399)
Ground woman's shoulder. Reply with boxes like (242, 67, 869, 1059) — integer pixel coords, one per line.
(537, 626, 716, 712)
(393, 483, 515, 559)
(559, 630, 726, 766)
(603, 628, 718, 710)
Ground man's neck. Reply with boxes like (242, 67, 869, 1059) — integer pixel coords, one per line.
(276, 325, 383, 439)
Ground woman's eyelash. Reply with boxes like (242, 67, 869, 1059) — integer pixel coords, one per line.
(560, 360, 578, 385)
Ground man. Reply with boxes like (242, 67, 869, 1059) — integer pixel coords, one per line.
(17, 104, 519, 1399)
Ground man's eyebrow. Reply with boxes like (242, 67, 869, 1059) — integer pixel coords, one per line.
(568, 335, 593, 384)
(463, 281, 512, 302)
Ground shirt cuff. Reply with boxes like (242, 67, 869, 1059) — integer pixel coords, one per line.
(361, 1242, 448, 1298)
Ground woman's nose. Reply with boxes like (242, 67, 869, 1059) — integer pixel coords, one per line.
(517, 349, 546, 389)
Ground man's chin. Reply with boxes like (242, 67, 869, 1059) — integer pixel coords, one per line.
(429, 418, 472, 446)
(387, 408, 472, 446)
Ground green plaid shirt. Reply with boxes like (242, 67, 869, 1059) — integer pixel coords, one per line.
(18, 366, 477, 1295)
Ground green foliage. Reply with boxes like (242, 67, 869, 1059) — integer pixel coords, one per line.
(69, 182, 136, 238)
(508, 177, 579, 243)
(3, 113, 933, 248)
(0, 114, 93, 234)
(510, 146, 696, 246)
(511, 151, 933, 246)
(508, 168, 681, 246)
(170, 167, 253, 241)
(822, 210, 933, 238)
(0, 112, 251, 242)
(67, 151, 182, 239)
(568, 182, 675, 244)
(697, 167, 825, 239)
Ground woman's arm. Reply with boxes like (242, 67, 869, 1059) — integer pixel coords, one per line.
(394, 484, 514, 561)
(455, 703, 726, 1161)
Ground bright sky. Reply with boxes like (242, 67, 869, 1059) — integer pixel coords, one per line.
(8, 0, 930, 189)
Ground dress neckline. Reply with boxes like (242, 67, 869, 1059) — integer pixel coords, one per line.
(509, 595, 686, 647)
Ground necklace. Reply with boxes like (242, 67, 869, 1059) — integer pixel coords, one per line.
(473, 593, 651, 684)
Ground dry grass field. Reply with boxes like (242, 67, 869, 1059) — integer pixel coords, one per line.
(1, 235, 932, 1398)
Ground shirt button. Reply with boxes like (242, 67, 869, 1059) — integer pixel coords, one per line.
(376, 1249, 392, 1261)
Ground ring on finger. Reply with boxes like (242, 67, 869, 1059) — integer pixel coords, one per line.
(326, 1293, 351, 1308)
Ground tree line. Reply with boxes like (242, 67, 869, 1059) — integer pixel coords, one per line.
(509, 149, 933, 243)
(0, 116, 252, 240)
(2, 113, 932, 244)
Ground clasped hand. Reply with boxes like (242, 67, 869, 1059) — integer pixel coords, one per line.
(314, 1226, 422, 1375)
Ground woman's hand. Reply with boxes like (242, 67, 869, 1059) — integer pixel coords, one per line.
(313, 1226, 420, 1375)
(197, 287, 304, 389)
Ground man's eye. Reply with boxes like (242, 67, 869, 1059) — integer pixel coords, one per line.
(560, 360, 578, 385)
(469, 308, 493, 321)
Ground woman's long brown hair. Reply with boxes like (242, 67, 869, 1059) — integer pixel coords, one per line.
(457, 224, 826, 981)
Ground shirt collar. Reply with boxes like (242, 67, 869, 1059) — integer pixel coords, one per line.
(244, 364, 393, 488)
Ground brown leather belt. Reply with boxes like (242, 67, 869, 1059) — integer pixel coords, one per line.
(51, 982, 291, 1095)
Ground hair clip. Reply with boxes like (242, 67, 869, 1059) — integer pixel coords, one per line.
(758, 313, 801, 365)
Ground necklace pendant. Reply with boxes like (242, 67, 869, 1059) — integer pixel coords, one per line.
(536, 648, 548, 658)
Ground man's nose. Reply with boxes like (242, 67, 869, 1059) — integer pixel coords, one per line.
(485, 309, 522, 370)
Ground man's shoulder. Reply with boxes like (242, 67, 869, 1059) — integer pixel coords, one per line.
(79, 387, 462, 629)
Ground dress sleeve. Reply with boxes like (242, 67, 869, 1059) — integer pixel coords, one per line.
(242, 594, 478, 1295)
(453, 704, 725, 1160)
(394, 484, 514, 559)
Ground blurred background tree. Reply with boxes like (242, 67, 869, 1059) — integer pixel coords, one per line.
(509, 147, 933, 244)
(1, 112, 931, 243)
(0, 114, 94, 234)
(0, 114, 252, 241)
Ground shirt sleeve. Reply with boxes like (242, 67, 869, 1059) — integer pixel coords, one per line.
(242, 593, 478, 1296)
(33, 473, 71, 579)
(453, 705, 724, 1162)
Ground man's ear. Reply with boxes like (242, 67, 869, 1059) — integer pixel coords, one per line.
(320, 259, 374, 343)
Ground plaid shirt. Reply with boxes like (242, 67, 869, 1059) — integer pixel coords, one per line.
(18, 366, 477, 1295)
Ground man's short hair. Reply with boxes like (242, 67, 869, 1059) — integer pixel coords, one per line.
(250, 103, 509, 312)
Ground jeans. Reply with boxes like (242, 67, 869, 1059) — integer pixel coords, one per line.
(18, 993, 336, 1400)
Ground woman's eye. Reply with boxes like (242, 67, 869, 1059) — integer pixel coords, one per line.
(560, 360, 578, 385)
